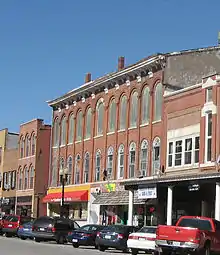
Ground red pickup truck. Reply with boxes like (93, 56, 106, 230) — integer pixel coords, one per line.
(155, 216, 220, 255)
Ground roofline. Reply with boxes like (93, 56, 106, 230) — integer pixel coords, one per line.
(8, 132, 19, 136)
(20, 118, 44, 126)
(47, 54, 163, 107)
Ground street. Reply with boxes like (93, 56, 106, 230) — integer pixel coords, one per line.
(0, 236, 134, 255)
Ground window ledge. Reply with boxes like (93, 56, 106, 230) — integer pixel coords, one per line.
(52, 146, 59, 149)
(107, 132, 115, 136)
(94, 135, 103, 139)
(200, 162, 216, 167)
(152, 120, 161, 124)
(59, 145, 66, 148)
(166, 164, 199, 171)
(75, 140, 82, 144)
(140, 123, 149, 127)
(117, 129, 125, 133)
(67, 143, 73, 146)
(84, 138, 91, 141)
(18, 155, 35, 160)
(128, 126, 137, 130)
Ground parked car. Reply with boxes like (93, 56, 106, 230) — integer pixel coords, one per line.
(67, 224, 105, 248)
(17, 221, 34, 240)
(0, 214, 10, 235)
(32, 216, 80, 244)
(95, 225, 139, 252)
(155, 216, 220, 255)
(2, 215, 33, 237)
(127, 226, 157, 255)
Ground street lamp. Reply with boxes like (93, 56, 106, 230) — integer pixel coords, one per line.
(59, 167, 68, 217)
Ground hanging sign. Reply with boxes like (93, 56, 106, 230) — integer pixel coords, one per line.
(138, 186, 157, 199)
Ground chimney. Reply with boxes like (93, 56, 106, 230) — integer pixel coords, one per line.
(85, 73, 92, 83)
(118, 56, 125, 71)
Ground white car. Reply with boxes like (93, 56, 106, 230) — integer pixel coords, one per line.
(127, 226, 157, 255)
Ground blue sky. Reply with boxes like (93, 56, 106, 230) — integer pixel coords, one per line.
(0, 0, 220, 132)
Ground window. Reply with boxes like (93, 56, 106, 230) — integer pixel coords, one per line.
(0, 147, 2, 165)
(97, 100, 104, 135)
(129, 92, 138, 128)
(18, 169, 23, 190)
(175, 140, 182, 166)
(29, 166, 34, 189)
(25, 136, 29, 157)
(74, 155, 80, 184)
(154, 83, 163, 122)
(152, 137, 160, 175)
(95, 150, 101, 181)
(140, 140, 148, 176)
(84, 153, 90, 183)
(108, 99, 116, 132)
(3, 172, 7, 190)
(68, 114, 74, 144)
(8, 172, 12, 189)
(60, 117, 67, 146)
(85, 108, 92, 139)
(11, 171, 16, 189)
(206, 88, 212, 102)
(67, 156, 72, 185)
(194, 137, 200, 163)
(117, 144, 124, 179)
(119, 95, 127, 130)
(60, 157, 65, 170)
(184, 138, 192, 164)
(129, 142, 136, 178)
(168, 142, 173, 167)
(24, 167, 28, 189)
(206, 112, 212, 162)
(53, 118, 60, 147)
(141, 87, 150, 124)
(107, 147, 114, 178)
(76, 111, 83, 141)
(20, 138, 25, 158)
(31, 134, 36, 155)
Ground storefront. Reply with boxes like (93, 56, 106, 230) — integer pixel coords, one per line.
(0, 197, 16, 215)
(43, 184, 90, 225)
(16, 195, 33, 216)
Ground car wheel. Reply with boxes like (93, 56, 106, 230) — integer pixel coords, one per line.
(95, 245, 98, 249)
(21, 236, 27, 240)
(123, 248, 129, 253)
(5, 233, 11, 238)
(131, 249, 138, 255)
(35, 238, 41, 243)
(98, 245, 106, 252)
(73, 243, 79, 248)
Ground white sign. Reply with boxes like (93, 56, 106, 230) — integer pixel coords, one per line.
(138, 187, 157, 199)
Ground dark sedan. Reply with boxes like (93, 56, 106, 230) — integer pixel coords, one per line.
(67, 224, 105, 248)
(95, 225, 139, 252)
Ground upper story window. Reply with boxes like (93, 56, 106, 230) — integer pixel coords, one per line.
(153, 83, 163, 122)
(108, 99, 116, 132)
(25, 136, 29, 157)
(140, 140, 148, 176)
(60, 157, 65, 170)
(18, 169, 23, 190)
(117, 144, 124, 179)
(96, 100, 104, 136)
(60, 116, 67, 146)
(152, 137, 161, 175)
(74, 154, 80, 184)
(129, 91, 138, 128)
(24, 167, 28, 189)
(129, 142, 136, 178)
(76, 111, 83, 141)
(68, 114, 74, 144)
(53, 118, 60, 147)
(85, 108, 92, 139)
(107, 146, 114, 178)
(20, 137, 25, 158)
(119, 95, 127, 130)
(84, 152, 90, 183)
(29, 166, 34, 189)
(205, 112, 212, 162)
(206, 88, 212, 103)
(67, 156, 73, 185)
(141, 87, 150, 125)
(95, 150, 101, 181)
(31, 134, 36, 155)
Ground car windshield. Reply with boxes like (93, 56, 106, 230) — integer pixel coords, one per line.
(138, 227, 156, 234)
(8, 216, 19, 222)
(34, 217, 54, 225)
(178, 218, 212, 231)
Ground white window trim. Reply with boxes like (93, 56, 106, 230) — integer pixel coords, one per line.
(117, 145, 124, 179)
(206, 88, 213, 103)
(205, 112, 212, 163)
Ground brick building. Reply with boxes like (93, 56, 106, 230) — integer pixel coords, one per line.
(16, 119, 51, 217)
(45, 45, 220, 225)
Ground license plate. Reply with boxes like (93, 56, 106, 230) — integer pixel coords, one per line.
(105, 235, 111, 239)
(8, 224, 12, 227)
(173, 241, 180, 246)
(39, 228, 45, 231)
(139, 237, 146, 241)
(72, 239, 78, 243)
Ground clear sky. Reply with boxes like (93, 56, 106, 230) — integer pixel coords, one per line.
(0, 0, 220, 132)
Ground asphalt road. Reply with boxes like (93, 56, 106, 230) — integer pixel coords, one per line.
(0, 236, 135, 255)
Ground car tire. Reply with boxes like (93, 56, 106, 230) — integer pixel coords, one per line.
(5, 233, 11, 238)
(35, 238, 41, 243)
(95, 245, 98, 249)
(98, 245, 106, 252)
(73, 243, 79, 248)
(21, 236, 27, 240)
(131, 249, 138, 255)
(123, 248, 129, 253)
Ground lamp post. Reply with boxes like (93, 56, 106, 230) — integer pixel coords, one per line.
(59, 167, 68, 217)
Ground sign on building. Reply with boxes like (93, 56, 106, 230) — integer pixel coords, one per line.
(138, 186, 157, 199)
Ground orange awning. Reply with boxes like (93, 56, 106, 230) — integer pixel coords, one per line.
(42, 190, 88, 203)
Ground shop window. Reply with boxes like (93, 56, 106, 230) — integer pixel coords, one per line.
(29, 166, 34, 189)
(129, 91, 138, 128)
(67, 156, 72, 185)
(194, 137, 200, 163)
(129, 142, 136, 178)
(76, 111, 83, 141)
(31, 134, 36, 155)
(60, 116, 67, 146)
(84, 152, 89, 183)
(85, 108, 92, 139)
(119, 95, 127, 130)
(205, 112, 212, 162)
(96, 100, 104, 136)
(74, 155, 80, 184)
(153, 83, 163, 122)
(107, 146, 114, 178)
(3, 172, 7, 190)
(68, 114, 74, 144)
(108, 99, 116, 132)
(141, 87, 150, 125)
(175, 140, 182, 166)
(206, 88, 212, 102)
(95, 150, 101, 181)
(152, 137, 160, 175)
(53, 118, 60, 147)
(184, 138, 192, 164)
(140, 140, 148, 176)
(117, 144, 124, 179)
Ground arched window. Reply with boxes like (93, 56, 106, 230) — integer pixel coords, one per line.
(20, 137, 24, 158)
(60, 116, 67, 146)
(152, 137, 161, 175)
(96, 100, 104, 135)
(129, 142, 136, 178)
(53, 118, 60, 147)
(129, 91, 138, 128)
(154, 83, 163, 121)
(18, 169, 23, 190)
(141, 87, 150, 124)
(29, 166, 34, 189)
(84, 152, 90, 183)
(107, 146, 114, 178)
(74, 155, 80, 184)
(24, 167, 28, 189)
(95, 150, 101, 181)
(67, 156, 72, 185)
(68, 114, 74, 144)
(60, 157, 65, 170)
(117, 144, 124, 179)
(76, 111, 83, 141)
(85, 108, 92, 139)
(108, 99, 116, 132)
(31, 134, 36, 155)
(25, 135, 29, 157)
(119, 95, 127, 130)
(140, 140, 148, 176)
